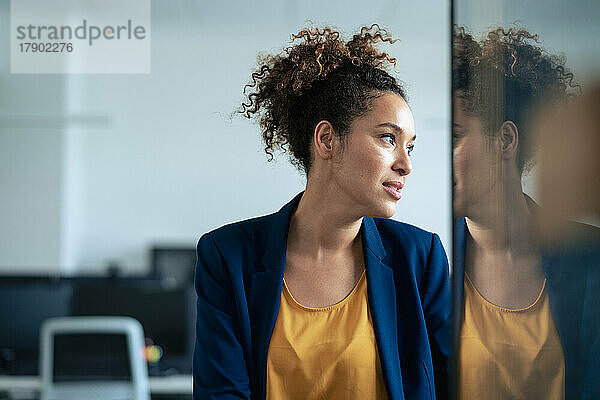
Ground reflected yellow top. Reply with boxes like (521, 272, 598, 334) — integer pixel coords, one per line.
(266, 269, 388, 400)
(459, 274, 565, 400)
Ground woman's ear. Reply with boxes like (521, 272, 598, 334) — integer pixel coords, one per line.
(313, 120, 336, 160)
(498, 120, 519, 159)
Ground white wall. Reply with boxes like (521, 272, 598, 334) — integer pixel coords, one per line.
(0, 0, 451, 274)
(0, 0, 67, 273)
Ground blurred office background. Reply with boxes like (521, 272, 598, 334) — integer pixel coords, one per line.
(0, 0, 450, 399)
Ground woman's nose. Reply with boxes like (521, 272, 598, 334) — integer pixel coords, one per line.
(393, 149, 413, 176)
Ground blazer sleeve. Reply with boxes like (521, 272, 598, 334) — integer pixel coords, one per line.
(422, 233, 451, 400)
(193, 233, 251, 400)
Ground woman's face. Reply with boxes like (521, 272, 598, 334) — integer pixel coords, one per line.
(330, 92, 415, 219)
(453, 98, 503, 217)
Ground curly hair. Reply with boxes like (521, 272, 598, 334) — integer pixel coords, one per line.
(240, 24, 406, 174)
(453, 26, 578, 174)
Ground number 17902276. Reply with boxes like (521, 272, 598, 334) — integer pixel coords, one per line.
(19, 42, 73, 52)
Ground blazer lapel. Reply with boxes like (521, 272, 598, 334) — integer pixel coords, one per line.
(542, 249, 587, 399)
(451, 217, 467, 397)
(247, 192, 302, 400)
(362, 217, 404, 400)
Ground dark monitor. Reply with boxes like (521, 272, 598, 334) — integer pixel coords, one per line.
(0, 277, 72, 375)
(151, 246, 197, 287)
(71, 278, 195, 374)
(53, 333, 131, 382)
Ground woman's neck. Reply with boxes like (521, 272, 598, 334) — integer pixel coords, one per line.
(464, 176, 545, 309)
(288, 180, 363, 257)
(466, 180, 538, 258)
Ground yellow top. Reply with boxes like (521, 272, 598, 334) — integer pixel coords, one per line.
(266, 269, 388, 400)
(459, 274, 565, 400)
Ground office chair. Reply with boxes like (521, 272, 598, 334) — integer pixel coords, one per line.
(40, 316, 150, 400)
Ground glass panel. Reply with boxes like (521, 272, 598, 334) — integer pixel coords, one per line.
(452, 1, 600, 399)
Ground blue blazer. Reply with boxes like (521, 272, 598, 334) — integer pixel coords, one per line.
(452, 214, 600, 400)
(194, 192, 451, 400)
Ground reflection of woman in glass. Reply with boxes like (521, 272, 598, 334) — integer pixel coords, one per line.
(453, 27, 600, 400)
(194, 26, 450, 399)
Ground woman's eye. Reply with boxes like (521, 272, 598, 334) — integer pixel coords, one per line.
(407, 144, 415, 156)
(452, 130, 465, 141)
(381, 134, 395, 145)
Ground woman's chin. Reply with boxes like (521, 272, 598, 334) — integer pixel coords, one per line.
(452, 197, 469, 218)
(369, 204, 397, 219)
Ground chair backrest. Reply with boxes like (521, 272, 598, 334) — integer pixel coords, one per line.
(39, 316, 150, 400)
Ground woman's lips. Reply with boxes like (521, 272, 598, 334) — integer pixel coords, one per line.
(383, 182, 403, 200)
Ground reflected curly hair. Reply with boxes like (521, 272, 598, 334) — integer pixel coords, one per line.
(240, 24, 405, 174)
(453, 26, 578, 173)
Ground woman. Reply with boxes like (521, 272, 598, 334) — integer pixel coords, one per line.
(452, 27, 600, 400)
(194, 26, 450, 400)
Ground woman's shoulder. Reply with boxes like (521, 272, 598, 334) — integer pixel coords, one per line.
(198, 212, 277, 249)
(543, 219, 600, 279)
(557, 219, 600, 244)
(369, 217, 448, 280)
(195, 212, 281, 280)
(370, 218, 449, 298)
(371, 217, 441, 250)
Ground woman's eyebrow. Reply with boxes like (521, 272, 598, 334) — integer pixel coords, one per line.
(376, 122, 403, 132)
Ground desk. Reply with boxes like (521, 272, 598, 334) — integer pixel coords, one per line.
(0, 375, 192, 398)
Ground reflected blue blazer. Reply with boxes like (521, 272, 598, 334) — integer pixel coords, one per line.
(452, 214, 600, 400)
(194, 192, 451, 400)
